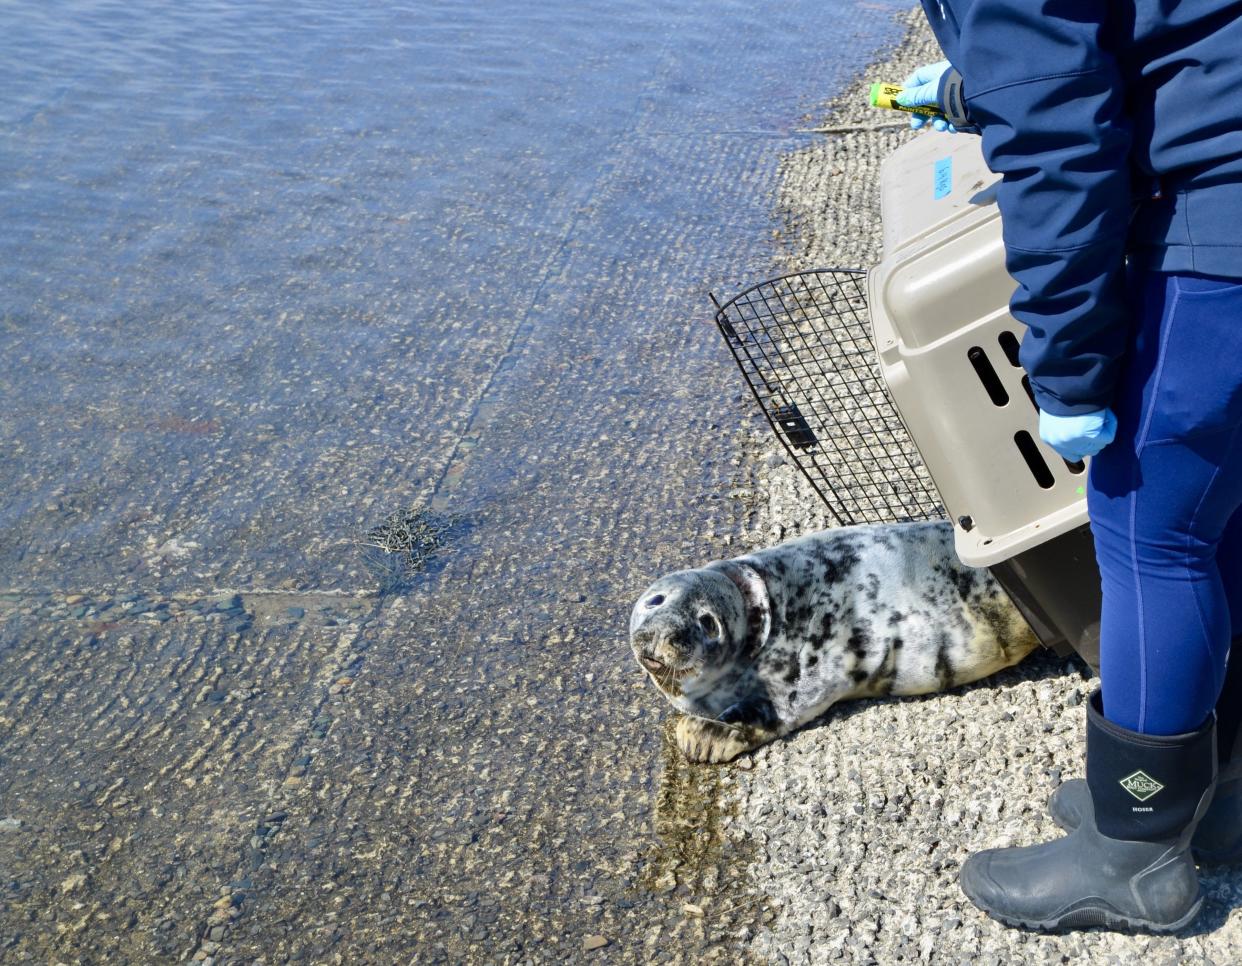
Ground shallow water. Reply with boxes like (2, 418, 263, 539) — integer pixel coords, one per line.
(0, 1, 906, 960)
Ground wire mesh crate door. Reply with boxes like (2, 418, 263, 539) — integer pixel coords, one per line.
(714, 269, 944, 527)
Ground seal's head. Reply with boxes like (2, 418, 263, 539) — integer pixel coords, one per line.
(629, 561, 770, 698)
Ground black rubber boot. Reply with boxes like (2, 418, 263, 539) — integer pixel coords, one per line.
(1195, 629, 1242, 864)
(1051, 636, 1242, 864)
(1051, 765, 1242, 865)
(960, 690, 1216, 932)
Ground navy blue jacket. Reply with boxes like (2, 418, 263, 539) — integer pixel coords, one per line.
(919, 0, 1242, 415)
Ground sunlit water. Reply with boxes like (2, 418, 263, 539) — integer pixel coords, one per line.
(0, 1, 907, 959)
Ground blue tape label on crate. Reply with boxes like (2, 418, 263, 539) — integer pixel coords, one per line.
(933, 157, 952, 199)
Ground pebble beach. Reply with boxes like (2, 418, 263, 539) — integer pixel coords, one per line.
(722, 9, 1242, 963)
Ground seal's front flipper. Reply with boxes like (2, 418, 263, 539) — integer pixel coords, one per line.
(719, 696, 780, 728)
(674, 715, 779, 764)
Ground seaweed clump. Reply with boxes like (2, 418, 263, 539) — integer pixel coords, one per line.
(360, 504, 458, 593)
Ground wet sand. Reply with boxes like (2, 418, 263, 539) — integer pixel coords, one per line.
(0, 2, 911, 963)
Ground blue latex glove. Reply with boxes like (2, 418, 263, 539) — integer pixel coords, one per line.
(1038, 408, 1118, 462)
(896, 61, 957, 133)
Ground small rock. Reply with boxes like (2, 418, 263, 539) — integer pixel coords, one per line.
(215, 594, 243, 612)
(65, 594, 85, 605)
(682, 903, 704, 917)
(61, 873, 87, 893)
(0, 818, 22, 833)
(583, 935, 609, 951)
(286, 607, 305, 619)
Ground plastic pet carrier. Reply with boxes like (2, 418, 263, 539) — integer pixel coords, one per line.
(714, 133, 1101, 669)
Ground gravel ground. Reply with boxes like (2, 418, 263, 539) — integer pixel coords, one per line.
(723, 8, 1242, 963)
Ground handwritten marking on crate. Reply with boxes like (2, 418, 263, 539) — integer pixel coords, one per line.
(934, 156, 952, 200)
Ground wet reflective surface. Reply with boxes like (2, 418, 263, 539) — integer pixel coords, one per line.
(0, 1, 903, 960)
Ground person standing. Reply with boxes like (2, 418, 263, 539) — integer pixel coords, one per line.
(898, 0, 1242, 932)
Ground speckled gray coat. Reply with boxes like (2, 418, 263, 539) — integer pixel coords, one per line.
(630, 521, 1038, 762)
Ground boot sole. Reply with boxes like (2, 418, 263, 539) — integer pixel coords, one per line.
(962, 889, 1203, 934)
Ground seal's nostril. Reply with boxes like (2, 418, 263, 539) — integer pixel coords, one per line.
(646, 594, 665, 608)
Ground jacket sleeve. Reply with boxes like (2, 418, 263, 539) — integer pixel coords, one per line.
(953, 1, 1133, 416)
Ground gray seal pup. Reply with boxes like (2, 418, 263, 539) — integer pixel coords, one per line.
(629, 520, 1038, 763)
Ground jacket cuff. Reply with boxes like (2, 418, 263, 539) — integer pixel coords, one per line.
(937, 67, 979, 133)
(1029, 379, 1112, 417)
(1036, 399, 1111, 417)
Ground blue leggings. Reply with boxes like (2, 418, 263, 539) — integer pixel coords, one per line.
(1088, 268, 1242, 736)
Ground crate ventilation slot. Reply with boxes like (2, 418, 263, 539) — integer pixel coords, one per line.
(998, 330, 1022, 368)
(1020, 375, 1039, 411)
(968, 346, 1009, 406)
(1014, 430, 1056, 488)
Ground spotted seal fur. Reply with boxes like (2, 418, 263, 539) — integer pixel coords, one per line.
(629, 521, 1039, 763)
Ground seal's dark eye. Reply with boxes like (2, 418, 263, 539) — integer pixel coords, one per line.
(645, 595, 665, 608)
(698, 613, 720, 638)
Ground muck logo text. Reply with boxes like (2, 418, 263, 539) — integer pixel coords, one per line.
(1119, 770, 1164, 802)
